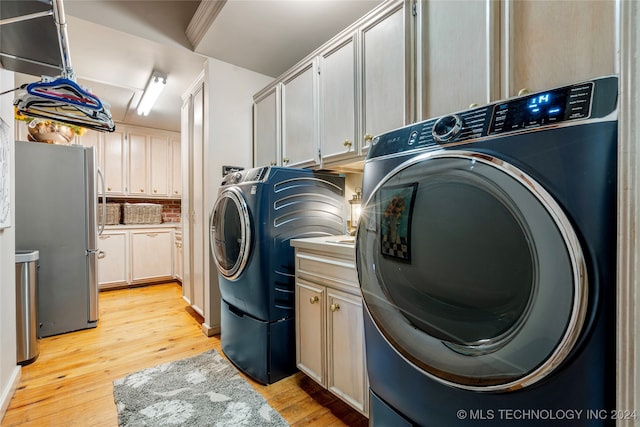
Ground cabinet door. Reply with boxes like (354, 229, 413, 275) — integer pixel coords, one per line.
(15, 121, 29, 142)
(78, 129, 104, 172)
(296, 280, 325, 386)
(170, 137, 181, 198)
(420, 0, 498, 119)
(97, 231, 128, 288)
(149, 136, 170, 197)
(281, 60, 319, 168)
(320, 33, 358, 165)
(130, 230, 173, 282)
(253, 85, 280, 167)
(103, 129, 127, 195)
(506, 1, 616, 97)
(128, 132, 149, 196)
(360, 1, 411, 153)
(327, 288, 367, 415)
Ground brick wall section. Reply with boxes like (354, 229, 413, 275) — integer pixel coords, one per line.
(102, 198, 182, 223)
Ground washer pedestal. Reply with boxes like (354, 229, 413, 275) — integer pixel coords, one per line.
(221, 299, 296, 384)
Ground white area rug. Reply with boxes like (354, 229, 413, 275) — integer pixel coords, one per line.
(113, 350, 289, 426)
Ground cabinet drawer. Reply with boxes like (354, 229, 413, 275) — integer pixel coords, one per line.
(296, 251, 358, 291)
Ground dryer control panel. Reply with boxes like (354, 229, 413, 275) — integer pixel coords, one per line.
(367, 75, 618, 160)
(220, 166, 269, 186)
(488, 82, 592, 135)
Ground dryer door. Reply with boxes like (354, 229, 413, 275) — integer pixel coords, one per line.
(356, 150, 588, 392)
(211, 186, 252, 280)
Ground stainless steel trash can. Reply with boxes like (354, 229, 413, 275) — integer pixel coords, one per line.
(15, 250, 39, 365)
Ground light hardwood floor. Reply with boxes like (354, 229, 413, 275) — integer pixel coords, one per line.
(1, 282, 368, 427)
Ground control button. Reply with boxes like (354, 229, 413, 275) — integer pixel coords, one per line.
(432, 115, 463, 143)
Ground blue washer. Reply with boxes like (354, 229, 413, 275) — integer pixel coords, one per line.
(211, 166, 345, 384)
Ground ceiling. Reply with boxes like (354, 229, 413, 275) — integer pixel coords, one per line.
(9, 0, 383, 132)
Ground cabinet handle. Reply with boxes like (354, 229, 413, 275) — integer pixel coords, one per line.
(107, 187, 112, 191)
(364, 134, 373, 143)
(283, 158, 289, 165)
(174, 190, 179, 194)
(97, 251, 106, 259)
(343, 139, 353, 149)
(153, 189, 157, 193)
(518, 88, 531, 96)
(469, 103, 479, 108)
(330, 303, 340, 312)
(270, 161, 276, 166)
(99, 235, 111, 240)
(146, 233, 158, 237)
(309, 296, 319, 304)
(140, 189, 145, 192)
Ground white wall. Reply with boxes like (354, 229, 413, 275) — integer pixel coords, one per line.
(0, 69, 20, 422)
(203, 58, 273, 329)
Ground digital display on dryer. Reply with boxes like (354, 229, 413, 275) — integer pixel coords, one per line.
(489, 82, 593, 135)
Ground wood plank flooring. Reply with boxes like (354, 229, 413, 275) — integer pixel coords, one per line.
(1, 282, 368, 427)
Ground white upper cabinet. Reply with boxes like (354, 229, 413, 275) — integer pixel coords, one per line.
(360, 1, 412, 152)
(79, 129, 104, 173)
(281, 59, 320, 168)
(253, 83, 280, 168)
(252, 0, 412, 169)
(128, 132, 148, 196)
(80, 125, 179, 199)
(418, 0, 617, 121)
(319, 32, 358, 164)
(505, 0, 616, 96)
(419, 0, 498, 119)
(149, 135, 170, 197)
(102, 129, 127, 195)
(170, 136, 181, 197)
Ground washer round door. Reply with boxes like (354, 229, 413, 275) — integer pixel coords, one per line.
(210, 186, 252, 280)
(356, 150, 588, 392)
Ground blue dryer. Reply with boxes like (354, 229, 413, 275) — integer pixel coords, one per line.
(210, 166, 345, 384)
(356, 76, 618, 426)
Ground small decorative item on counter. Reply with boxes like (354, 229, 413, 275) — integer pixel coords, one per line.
(15, 106, 87, 145)
(123, 203, 162, 224)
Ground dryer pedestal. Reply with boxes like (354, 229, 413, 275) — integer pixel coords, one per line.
(221, 299, 296, 384)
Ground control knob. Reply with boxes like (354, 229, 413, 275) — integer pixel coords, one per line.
(432, 114, 463, 143)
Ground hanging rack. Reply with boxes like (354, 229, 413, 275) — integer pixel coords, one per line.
(7, 0, 115, 132)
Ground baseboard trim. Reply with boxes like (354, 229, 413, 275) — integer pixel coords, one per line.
(201, 322, 220, 337)
(0, 365, 21, 423)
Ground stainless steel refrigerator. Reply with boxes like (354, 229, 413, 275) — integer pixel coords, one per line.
(15, 140, 99, 337)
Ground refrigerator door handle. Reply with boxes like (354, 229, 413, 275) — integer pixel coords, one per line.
(85, 147, 99, 324)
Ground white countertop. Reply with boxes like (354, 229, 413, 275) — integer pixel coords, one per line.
(290, 235, 355, 257)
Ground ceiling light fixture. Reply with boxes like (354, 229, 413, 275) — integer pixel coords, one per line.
(137, 71, 167, 116)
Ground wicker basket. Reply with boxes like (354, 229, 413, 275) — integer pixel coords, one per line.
(98, 203, 121, 225)
(123, 203, 162, 224)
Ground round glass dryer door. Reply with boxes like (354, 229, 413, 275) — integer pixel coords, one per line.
(356, 150, 588, 392)
(210, 186, 252, 280)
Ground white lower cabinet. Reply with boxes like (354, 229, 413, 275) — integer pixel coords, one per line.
(293, 239, 368, 417)
(97, 226, 176, 289)
(130, 229, 173, 283)
(97, 231, 128, 289)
